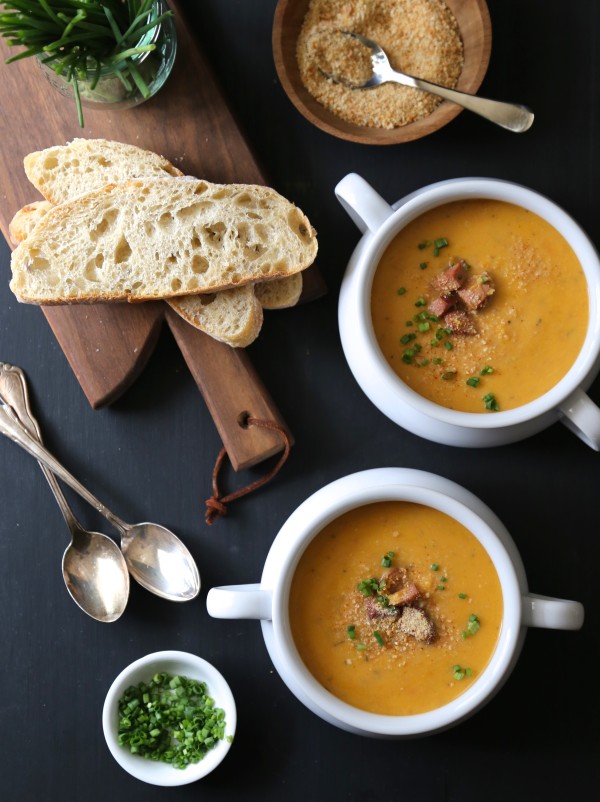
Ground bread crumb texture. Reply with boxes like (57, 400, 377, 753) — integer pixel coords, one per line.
(297, 0, 464, 128)
(24, 138, 183, 204)
(10, 177, 318, 304)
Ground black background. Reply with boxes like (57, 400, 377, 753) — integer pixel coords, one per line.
(1, 1, 598, 800)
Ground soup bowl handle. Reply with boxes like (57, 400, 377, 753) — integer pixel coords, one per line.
(521, 593, 584, 630)
(558, 388, 600, 450)
(206, 584, 273, 621)
(335, 173, 395, 235)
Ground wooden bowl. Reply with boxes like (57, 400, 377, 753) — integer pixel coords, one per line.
(272, 0, 492, 145)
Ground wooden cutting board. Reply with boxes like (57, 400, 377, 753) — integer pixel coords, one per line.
(0, 0, 324, 470)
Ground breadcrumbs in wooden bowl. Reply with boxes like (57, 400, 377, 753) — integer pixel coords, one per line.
(272, 0, 492, 145)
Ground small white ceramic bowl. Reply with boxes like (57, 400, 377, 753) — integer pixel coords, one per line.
(102, 650, 236, 786)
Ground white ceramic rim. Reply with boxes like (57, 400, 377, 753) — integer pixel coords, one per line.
(102, 650, 236, 786)
(347, 177, 600, 429)
(270, 482, 522, 736)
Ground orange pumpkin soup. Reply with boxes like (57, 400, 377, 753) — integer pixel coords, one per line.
(289, 501, 503, 716)
(371, 200, 588, 412)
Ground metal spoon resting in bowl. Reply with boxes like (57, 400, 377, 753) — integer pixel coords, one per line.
(0, 381, 200, 603)
(0, 363, 129, 623)
(322, 32, 534, 133)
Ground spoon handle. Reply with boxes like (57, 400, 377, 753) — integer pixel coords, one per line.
(387, 69, 534, 133)
(0, 363, 82, 534)
(0, 402, 119, 525)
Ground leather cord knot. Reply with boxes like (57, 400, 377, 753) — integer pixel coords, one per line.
(204, 416, 291, 525)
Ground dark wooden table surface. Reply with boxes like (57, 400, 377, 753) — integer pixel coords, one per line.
(0, 1, 598, 800)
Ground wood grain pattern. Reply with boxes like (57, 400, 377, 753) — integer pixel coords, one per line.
(0, 0, 323, 464)
(166, 307, 293, 470)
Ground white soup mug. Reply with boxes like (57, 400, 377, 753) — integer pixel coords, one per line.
(206, 468, 583, 737)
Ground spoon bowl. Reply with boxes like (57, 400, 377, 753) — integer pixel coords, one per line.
(119, 521, 200, 601)
(63, 524, 130, 622)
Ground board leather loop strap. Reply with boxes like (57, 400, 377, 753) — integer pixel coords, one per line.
(205, 416, 291, 525)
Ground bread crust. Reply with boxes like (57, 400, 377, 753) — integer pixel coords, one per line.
(10, 177, 318, 304)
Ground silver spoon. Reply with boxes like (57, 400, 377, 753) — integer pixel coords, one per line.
(0, 382, 200, 602)
(0, 363, 129, 622)
(326, 32, 534, 133)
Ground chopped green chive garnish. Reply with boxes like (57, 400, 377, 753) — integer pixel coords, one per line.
(420, 358, 429, 366)
(435, 327, 446, 341)
(419, 262, 428, 270)
(462, 614, 481, 638)
(430, 564, 439, 571)
(397, 287, 407, 295)
(444, 340, 453, 351)
(441, 371, 456, 381)
(373, 630, 385, 647)
(415, 296, 427, 307)
(458, 593, 467, 599)
(357, 578, 379, 596)
(400, 333, 416, 344)
(482, 392, 500, 411)
(452, 665, 472, 681)
(355, 643, 367, 651)
(405, 320, 414, 326)
(418, 240, 432, 250)
(441, 576, 447, 582)
(480, 365, 494, 375)
(466, 377, 480, 388)
(437, 585, 446, 591)
(381, 551, 394, 568)
(116, 673, 228, 769)
(432, 238, 449, 257)
(467, 614, 480, 635)
(418, 322, 430, 332)
(432, 357, 443, 365)
(347, 625, 356, 640)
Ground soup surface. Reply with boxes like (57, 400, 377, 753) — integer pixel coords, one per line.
(371, 200, 588, 412)
(289, 501, 503, 716)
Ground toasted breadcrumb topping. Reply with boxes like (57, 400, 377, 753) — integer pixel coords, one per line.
(297, 0, 464, 128)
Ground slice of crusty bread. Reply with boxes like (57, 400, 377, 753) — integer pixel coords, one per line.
(10, 176, 318, 304)
(10, 197, 303, 311)
(167, 286, 263, 348)
(8, 200, 52, 245)
(255, 272, 302, 309)
(22, 139, 304, 311)
(9, 197, 266, 346)
(24, 138, 183, 204)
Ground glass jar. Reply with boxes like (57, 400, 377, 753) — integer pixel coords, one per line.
(38, 0, 177, 112)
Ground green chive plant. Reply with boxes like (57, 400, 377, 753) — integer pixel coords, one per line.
(0, 0, 174, 126)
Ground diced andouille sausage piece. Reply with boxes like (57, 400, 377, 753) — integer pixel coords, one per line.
(365, 597, 400, 621)
(444, 309, 478, 335)
(380, 567, 407, 594)
(388, 584, 421, 606)
(380, 567, 421, 606)
(398, 606, 436, 643)
(458, 273, 495, 310)
(430, 259, 468, 294)
(428, 294, 456, 318)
